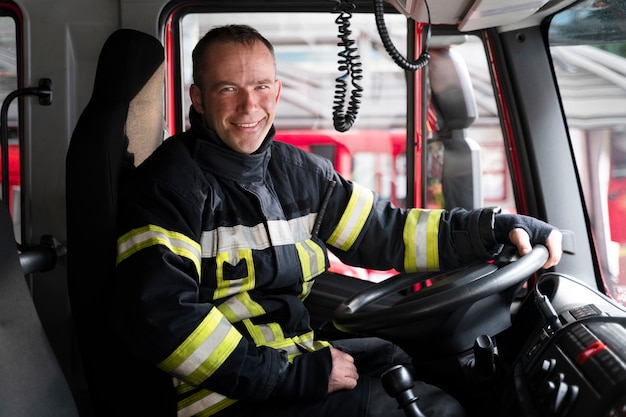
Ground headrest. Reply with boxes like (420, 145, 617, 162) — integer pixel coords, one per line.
(92, 28, 164, 105)
(93, 29, 165, 165)
(70, 28, 165, 171)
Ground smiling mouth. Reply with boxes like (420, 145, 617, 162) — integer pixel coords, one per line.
(234, 120, 262, 128)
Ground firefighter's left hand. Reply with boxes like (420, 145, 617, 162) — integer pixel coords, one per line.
(509, 228, 562, 269)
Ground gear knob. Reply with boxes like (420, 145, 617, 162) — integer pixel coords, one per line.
(381, 365, 427, 417)
(382, 364, 414, 395)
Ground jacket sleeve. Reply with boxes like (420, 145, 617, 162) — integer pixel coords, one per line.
(113, 145, 330, 402)
(318, 174, 553, 272)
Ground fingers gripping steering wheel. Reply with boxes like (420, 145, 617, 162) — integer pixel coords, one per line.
(332, 245, 549, 354)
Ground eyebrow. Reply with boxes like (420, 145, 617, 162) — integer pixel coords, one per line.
(209, 78, 275, 90)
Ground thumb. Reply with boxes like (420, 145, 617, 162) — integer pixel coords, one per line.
(509, 228, 532, 256)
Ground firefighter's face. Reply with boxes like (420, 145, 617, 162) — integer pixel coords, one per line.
(190, 40, 282, 154)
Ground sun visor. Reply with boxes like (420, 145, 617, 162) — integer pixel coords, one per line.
(384, 0, 550, 30)
(459, 0, 550, 31)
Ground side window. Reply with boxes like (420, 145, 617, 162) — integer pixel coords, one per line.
(548, 0, 626, 306)
(0, 6, 20, 238)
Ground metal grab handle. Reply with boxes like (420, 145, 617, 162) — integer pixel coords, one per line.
(1, 78, 52, 207)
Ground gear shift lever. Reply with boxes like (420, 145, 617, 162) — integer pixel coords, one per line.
(381, 365, 427, 417)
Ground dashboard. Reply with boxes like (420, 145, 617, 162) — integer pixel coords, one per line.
(514, 274, 626, 417)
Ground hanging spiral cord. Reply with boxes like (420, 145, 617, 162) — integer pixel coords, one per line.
(332, 0, 363, 132)
(374, 0, 431, 72)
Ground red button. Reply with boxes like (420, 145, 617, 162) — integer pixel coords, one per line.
(576, 340, 606, 365)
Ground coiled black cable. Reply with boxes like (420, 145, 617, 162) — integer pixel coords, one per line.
(373, 0, 431, 72)
(332, 0, 363, 132)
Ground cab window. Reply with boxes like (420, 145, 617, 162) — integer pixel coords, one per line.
(548, 0, 626, 306)
(0, 6, 20, 239)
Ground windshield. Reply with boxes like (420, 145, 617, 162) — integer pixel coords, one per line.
(548, 0, 626, 306)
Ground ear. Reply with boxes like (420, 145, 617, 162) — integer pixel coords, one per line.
(275, 79, 282, 104)
(190, 83, 204, 114)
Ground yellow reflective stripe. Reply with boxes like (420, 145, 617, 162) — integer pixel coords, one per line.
(327, 183, 374, 251)
(173, 333, 332, 416)
(158, 308, 242, 386)
(403, 209, 442, 271)
(263, 333, 328, 358)
(200, 214, 315, 258)
(283, 345, 303, 358)
(116, 224, 201, 276)
(266, 337, 299, 350)
(292, 331, 331, 352)
(241, 320, 328, 357)
(193, 396, 237, 417)
(293, 330, 315, 346)
(214, 249, 255, 300)
(217, 292, 265, 323)
(295, 239, 326, 297)
(296, 242, 312, 281)
(176, 384, 236, 417)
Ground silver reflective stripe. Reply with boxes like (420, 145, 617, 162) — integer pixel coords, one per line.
(258, 323, 276, 343)
(413, 210, 430, 270)
(219, 293, 261, 321)
(404, 209, 442, 271)
(159, 309, 241, 386)
(296, 239, 325, 282)
(266, 219, 296, 246)
(173, 319, 234, 378)
(200, 214, 315, 258)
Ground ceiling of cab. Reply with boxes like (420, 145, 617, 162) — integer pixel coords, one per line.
(384, 0, 574, 31)
(204, 0, 581, 31)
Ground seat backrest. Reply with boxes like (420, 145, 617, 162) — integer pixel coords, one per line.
(66, 28, 175, 416)
(0, 202, 80, 417)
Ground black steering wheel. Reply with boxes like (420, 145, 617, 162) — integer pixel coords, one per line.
(332, 245, 549, 354)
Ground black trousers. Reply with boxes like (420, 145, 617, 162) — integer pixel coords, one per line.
(220, 337, 468, 417)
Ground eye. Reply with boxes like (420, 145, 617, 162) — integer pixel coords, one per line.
(215, 84, 236, 94)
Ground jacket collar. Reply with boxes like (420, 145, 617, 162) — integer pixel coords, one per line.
(188, 107, 274, 184)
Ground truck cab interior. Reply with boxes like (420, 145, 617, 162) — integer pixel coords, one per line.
(1, 0, 625, 416)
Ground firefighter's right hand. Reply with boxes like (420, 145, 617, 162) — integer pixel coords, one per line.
(328, 347, 359, 393)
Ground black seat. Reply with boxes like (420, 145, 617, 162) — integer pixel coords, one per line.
(66, 28, 175, 416)
(0, 202, 79, 417)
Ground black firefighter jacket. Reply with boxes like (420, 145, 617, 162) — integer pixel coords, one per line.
(114, 108, 506, 416)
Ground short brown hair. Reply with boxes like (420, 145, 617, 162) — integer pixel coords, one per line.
(192, 24, 275, 85)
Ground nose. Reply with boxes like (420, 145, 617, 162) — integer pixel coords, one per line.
(237, 88, 257, 113)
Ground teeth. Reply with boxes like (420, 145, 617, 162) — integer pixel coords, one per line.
(238, 122, 257, 128)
